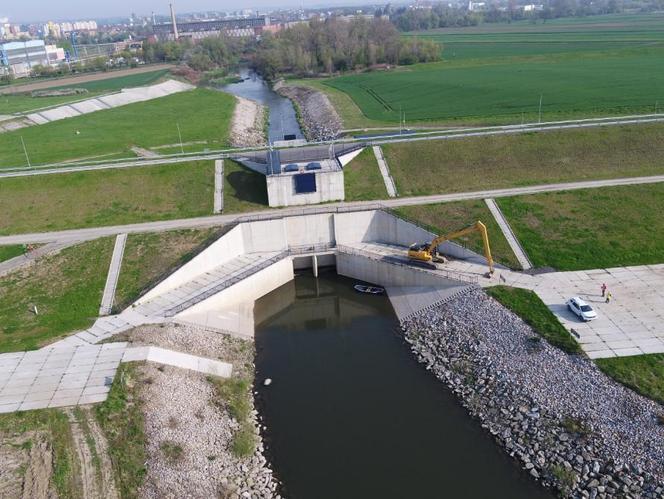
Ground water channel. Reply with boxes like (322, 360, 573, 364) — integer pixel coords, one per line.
(219, 67, 304, 143)
(254, 271, 553, 499)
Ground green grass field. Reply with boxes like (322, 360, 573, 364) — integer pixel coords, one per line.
(0, 245, 24, 263)
(0, 69, 170, 115)
(497, 183, 664, 270)
(114, 229, 217, 311)
(0, 89, 235, 167)
(384, 123, 664, 196)
(0, 238, 113, 352)
(319, 14, 664, 125)
(395, 200, 520, 269)
(596, 354, 664, 405)
(486, 286, 582, 354)
(0, 162, 213, 235)
(343, 147, 387, 200)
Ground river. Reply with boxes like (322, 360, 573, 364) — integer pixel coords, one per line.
(219, 67, 304, 143)
(253, 271, 553, 499)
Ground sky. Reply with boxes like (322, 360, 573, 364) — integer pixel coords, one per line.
(3, 0, 361, 23)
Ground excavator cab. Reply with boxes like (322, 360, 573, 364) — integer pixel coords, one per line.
(408, 242, 434, 262)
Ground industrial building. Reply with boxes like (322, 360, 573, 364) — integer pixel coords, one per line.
(153, 15, 270, 40)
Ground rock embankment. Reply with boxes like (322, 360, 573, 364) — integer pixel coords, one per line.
(118, 324, 280, 499)
(402, 288, 664, 498)
(230, 96, 267, 148)
(274, 83, 342, 141)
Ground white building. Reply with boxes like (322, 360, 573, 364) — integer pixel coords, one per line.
(0, 40, 49, 77)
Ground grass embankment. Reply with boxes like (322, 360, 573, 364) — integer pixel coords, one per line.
(324, 14, 664, 125)
(486, 286, 582, 354)
(596, 354, 664, 406)
(0, 409, 79, 497)
(208, 376, 256, 458)
(0, 69, 169, 115)
(395, 200, 520, 269)
(0, 238, 113, 352)
(0, 88, 235, 167)
(384, 124, 664, 196)
(114, 228, 217, 311)
(96, 362, 147, 498)
(0, 245, 24, 262)
(497, 183, 664, 270)
(0, 161, 213, 235)
(343, 147, 387, 200)
(223, 159, 269, 213)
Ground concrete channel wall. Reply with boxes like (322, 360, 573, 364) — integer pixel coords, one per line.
(134, 210, 491, 335)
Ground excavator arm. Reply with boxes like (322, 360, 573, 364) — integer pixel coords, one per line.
(408, 220, 495, 274)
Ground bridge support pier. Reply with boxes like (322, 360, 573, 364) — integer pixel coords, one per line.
(312, 255, 319, 278)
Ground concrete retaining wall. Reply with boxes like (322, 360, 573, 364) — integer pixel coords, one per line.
(337, 252, 459, 287)
(174, 257, 294, 337)
(136, 224, 246, 304)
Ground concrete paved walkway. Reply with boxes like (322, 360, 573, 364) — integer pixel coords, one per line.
(372, 146, 397, 197)
(3, 174, 664, 246)
(214, 159, 224, 214)
(99, 234, 127, 316)
(484, 198, 533, 270)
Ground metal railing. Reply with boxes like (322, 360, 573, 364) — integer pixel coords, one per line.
(163, 250, 290, 316)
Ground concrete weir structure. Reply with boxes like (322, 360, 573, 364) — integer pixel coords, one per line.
(132, 210, 489, 337)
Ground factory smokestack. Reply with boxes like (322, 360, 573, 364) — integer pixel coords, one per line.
(169, 3, 179, 40)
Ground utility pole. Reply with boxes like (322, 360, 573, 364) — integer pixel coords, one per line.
(399, 105, 402, 135)
(20, 136, 31, 167)
(538, 94, 543, 123)
(176, 122, 184, 154)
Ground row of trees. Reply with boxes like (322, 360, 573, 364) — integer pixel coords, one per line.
(143, 37, 243, 72)
(253, 17, 441, 79)
(389, 0, 627, 31)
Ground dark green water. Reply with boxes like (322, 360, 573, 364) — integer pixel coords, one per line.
(254, 272, 553, 499)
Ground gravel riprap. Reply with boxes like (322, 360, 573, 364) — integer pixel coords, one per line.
(114, 324, 278, 499)
(274, 83, 342, 141)
(402, 288, 664, 498)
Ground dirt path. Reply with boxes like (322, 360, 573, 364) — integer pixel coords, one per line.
(229, 96, 266, 147)
(0, 64, 175, 95)
(65, 407, 118, 499)
(22, 434, 56, 499)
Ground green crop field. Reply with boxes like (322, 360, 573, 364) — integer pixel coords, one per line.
(0, 88, 235, 167)
(497, 183, 664, 271)
(320, 14, 664, 125)
(0, 161, 213, 235)
(384, 123, 664, 196)
(0, 69, 170, 115)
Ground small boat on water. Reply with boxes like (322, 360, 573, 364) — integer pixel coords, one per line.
(354, 284, 385, 295)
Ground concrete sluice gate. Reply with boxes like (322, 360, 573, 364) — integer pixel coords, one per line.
(132, 210, 493, 337)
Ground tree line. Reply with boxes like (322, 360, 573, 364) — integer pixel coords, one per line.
(253, 17, 441, 79)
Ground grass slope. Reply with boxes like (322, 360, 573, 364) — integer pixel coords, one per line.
(0, 88, 235, 167)
(384, 123, 664, 196)
(0, 161, 213, 235)
(486, 285, 582, 354)
(96, 362, 147, 498)
(114, 228, 217, 311)
(0, 245, 24, 263)
(0, 69, 169, 115)
(497, 183, 664, 270)
(343, 147, 387, 200)
(0, 238, 113, 352)
(223, 160, 269, 213)
(596, 354, 664, 405)
(395, 200, 520, 269)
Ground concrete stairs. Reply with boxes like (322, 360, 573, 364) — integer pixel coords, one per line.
(134, 251, 287, 317)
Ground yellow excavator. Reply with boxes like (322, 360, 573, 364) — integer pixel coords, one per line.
(407, 220, 495, 274)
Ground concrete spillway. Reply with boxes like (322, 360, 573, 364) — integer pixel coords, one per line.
(128, 210, 493, 337)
